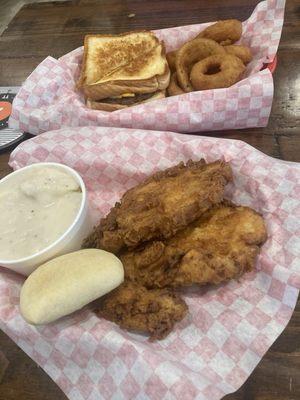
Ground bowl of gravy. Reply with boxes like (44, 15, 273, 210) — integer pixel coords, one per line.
(0, 162, 92, 276)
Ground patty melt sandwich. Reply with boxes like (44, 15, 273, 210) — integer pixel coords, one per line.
(77, 31, 170, 111)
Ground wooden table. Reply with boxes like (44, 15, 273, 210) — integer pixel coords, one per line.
(0, 0, 299, 399)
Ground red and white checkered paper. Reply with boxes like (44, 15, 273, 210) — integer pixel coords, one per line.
(1, 126, 300, 400)
(9, 0, 285, 136)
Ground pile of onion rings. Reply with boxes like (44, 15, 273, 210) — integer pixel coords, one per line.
(167, 19, 252, 96)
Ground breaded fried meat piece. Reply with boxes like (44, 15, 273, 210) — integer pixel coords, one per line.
(98, 282, 188, 341)
(83, 160, 232, 253)
(121, 203, 267, 288)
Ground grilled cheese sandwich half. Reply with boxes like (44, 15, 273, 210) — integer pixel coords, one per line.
(78, 31, 170, 110)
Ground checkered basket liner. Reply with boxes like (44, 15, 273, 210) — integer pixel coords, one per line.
(1, 125, 299, 400)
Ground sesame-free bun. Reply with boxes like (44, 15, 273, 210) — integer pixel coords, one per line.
(20, 249, 124, 325)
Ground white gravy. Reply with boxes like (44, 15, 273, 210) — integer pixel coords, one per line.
(0, 166, 82, 260)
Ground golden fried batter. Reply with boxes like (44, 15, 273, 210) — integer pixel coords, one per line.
(175, 38, 226, 92)
(196, 19, 242, 46)
(83, 160, 232, 253)
(190, 54, 245, 91)
(166, 50, 177, 71)
(98, 282, 188, 341)
(87, 159, 267, 341)
(167, 72, 185, 96)
(224, 45, 252, 65)
(121, 203, 267, 288)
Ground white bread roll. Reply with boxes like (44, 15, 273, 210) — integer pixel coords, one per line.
(20, 249, 124, 325)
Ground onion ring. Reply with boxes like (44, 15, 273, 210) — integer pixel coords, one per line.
(166, 51, 177, 71)
(175, 38, 226, 92)
(196, 19, 242, 46)
(224, 44, 252, 64)
(167, 72, 185, 96)
(190, 54, 245, 91)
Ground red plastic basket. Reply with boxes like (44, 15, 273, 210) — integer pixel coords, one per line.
(263, 55, 277, 74)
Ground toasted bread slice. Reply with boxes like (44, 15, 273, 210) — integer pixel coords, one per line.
(78, 31, 170, 101)
(86, 90, 166, 112)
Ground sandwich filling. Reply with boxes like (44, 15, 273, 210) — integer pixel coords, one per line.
(100, 92, 159, 105)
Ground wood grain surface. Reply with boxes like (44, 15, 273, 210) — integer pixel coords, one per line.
(0, 0, 299, 399)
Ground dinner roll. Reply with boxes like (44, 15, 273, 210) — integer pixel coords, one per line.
(20, 249, 124, 325)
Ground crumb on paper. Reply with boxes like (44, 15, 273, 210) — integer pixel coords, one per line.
(128, 13, 136, 18)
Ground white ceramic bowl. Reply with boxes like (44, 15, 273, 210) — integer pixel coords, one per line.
(0, 162, 92, 276)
